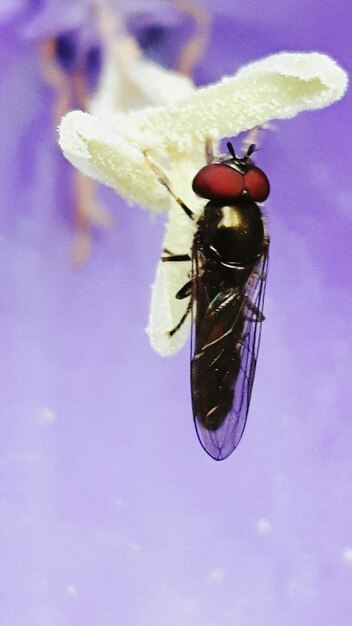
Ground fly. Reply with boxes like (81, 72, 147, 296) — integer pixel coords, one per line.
(145, 138, 270, 460)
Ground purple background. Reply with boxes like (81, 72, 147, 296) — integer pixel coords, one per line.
(1, 2, 352, 625)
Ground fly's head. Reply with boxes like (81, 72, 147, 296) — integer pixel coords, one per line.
(192, 141, 270, 204)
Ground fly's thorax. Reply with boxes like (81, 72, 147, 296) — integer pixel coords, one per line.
(202, 199, 264, 266)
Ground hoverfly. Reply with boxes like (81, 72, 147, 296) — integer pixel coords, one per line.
(145, 139, 270, 460)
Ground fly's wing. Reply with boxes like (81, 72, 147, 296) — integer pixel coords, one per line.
(191, 246, 269, 461)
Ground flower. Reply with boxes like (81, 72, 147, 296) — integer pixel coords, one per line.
(59, 51, 348, 353)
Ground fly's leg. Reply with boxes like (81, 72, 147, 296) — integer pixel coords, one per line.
(246, 235, 270, 284)
(162, 248, 190, 262)
(162, 253, 191, 262)
(167, 279, 192, 337)
(243, 299, 265, 322)
(168, 298, 192, 337)
(143, 150, 194, 220)
(176, 280, 192, 300)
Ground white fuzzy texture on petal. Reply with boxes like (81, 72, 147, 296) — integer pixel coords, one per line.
(127, 51, 348, 158)
(59, 111, 170, 211)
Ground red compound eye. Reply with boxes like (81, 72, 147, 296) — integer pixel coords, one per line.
(192, 164, 244, 201)
(244, 167, 270, 202)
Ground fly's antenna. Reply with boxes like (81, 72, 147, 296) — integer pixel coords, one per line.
(226, 141, 236, 159)
(244, 143, 256, 161)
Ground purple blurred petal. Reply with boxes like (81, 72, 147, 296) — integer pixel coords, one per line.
(0, 0, 23, 22)
(22, 0, 89, 40)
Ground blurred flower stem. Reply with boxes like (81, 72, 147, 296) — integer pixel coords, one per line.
(40, 3, 116, 267)
(173, 0, 211, 75)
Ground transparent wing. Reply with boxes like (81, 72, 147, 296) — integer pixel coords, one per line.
(191, 246, 269, 461)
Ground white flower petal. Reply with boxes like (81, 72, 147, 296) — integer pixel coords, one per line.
(128, 51, 348, 158)
(59, 110, 170, 211)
